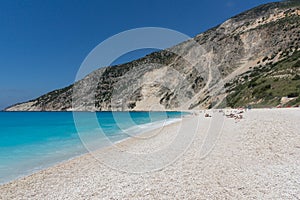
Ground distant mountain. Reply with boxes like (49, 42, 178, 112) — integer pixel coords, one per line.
(5, 1, 300, 111)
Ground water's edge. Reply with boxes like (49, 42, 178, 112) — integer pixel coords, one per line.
(0, 112, 189, 185)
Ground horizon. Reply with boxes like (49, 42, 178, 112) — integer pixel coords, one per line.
(0, 0, 278, 110)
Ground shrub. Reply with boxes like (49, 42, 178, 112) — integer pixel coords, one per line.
(262, 56, 268, 62)
(248, 81, 257, 88)
(287, 92, 299, 98)
(293, 60, 300, 68)
(292, 74, 300, 80)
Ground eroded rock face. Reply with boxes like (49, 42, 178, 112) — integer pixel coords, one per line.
(5, 1, 300, 111)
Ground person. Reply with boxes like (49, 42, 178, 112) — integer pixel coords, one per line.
(247, 105, 252, 110)
(205, 113, 211, 118)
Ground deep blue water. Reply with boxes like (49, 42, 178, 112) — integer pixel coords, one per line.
(0, 111, 185, 184)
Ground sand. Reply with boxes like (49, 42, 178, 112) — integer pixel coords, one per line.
(0, 108, 299, 199)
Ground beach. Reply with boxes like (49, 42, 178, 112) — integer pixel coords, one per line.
(0, 108, 299, 199)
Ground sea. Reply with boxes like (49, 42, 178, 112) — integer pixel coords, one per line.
(0, 111, 185, 184)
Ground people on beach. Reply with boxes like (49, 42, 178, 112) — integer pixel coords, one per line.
(205, 113, 212, 118)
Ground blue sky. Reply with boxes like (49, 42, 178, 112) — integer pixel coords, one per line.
(0, 0, 278, 110)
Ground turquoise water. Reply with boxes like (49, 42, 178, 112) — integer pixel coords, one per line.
(0, 111, 184, 184)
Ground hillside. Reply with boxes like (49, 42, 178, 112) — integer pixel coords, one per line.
(225, 50, 300, 108)
(5, 1, 300, 111)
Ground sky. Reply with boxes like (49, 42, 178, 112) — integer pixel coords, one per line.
(0, 0, 279, 110)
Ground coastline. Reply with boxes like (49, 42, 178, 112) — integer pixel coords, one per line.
(1, 108, 299, 199)
(0, 114, 187, 185)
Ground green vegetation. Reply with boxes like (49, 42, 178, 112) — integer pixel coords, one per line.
(34, 85, 73, 105)
(253, 13, 300, 33)
(280, 0, 300, 8)
(225, 51, 300, 108)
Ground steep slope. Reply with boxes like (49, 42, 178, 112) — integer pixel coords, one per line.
(5, 1, 300, 111)
(225, 50, 300, 108)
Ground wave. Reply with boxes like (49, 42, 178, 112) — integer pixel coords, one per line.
(113, 118, 182, 144)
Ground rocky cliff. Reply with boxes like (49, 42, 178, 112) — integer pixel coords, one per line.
(5, 1, 300, 111)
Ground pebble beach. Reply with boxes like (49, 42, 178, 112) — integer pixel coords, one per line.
(0, 108, 299, 199)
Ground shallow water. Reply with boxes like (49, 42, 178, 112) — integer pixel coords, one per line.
(0, 111, 185, 184)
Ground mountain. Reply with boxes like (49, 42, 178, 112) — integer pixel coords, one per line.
(5, 1, 300, 111)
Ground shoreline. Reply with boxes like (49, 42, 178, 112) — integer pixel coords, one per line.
(1, 108, 299, 199)
(0, 115, 187, 186)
